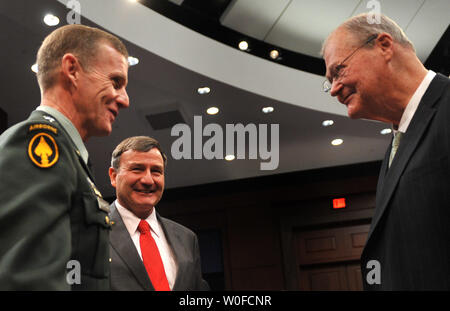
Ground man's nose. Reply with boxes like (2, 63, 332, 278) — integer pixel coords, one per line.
(140, 170, 154, 185)
(329, 80, 343, 97)
(117, 88, 130, 109)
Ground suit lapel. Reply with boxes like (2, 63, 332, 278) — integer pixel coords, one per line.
(376, 144, 391, 197)
(367, 137, 393, 243)
(366, 76, 445, 243)
(110, 203, 154, 290)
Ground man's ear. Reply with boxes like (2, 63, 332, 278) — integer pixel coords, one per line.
(376, 33, 394, 61)
(108, 167, 117, 188)
(61, 53, 81, 87)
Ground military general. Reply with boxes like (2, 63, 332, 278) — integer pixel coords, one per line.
(0, 24, 130, 290)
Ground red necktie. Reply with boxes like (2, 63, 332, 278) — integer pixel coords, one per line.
(137, 220, 171, 291)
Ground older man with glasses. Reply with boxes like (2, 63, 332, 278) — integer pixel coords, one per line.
(321, 13, 450, 290)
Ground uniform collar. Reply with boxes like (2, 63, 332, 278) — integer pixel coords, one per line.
(36, 105, 89, 165)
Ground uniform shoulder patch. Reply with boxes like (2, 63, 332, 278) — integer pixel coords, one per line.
(28, 132, 59, 168)
(28, 123, 58, 135)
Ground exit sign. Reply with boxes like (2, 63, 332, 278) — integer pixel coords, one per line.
(333, 198, 346, 209)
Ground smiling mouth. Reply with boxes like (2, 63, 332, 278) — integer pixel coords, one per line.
(343, 92, 355, 105)
(134, 189, 155, 194)
(108, 108, 118, 120)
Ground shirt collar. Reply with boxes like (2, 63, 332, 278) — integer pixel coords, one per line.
(396, 70, 436, 133)
(36, 105, 89, 165)
(115, 200, 161, 238)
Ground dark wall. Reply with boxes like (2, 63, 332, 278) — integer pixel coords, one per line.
(0, 108, 7, 134)
(157, 161, 381, 290)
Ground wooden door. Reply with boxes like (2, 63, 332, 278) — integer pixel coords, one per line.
(295, 224, 369, 290)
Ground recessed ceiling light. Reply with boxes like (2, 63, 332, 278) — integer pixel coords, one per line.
(331, 138, 343, 146)
(269, 50, 279, 60)
(262, 106, 274, 114)
(127, 56, 139, 66)
(206, 107, 219, 115)
(197, 87, 210, 95)
(380, 128, 392, 135)
(238, 41, 249, 51)
(322, 120, 334, 127)
(225, 154, 235, 161)
(43, 14, 59, 26)
(31, 63, 38, 73)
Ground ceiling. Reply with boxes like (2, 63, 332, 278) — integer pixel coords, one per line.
(0, 0, 448, 198)
(220, 0, 449, 61)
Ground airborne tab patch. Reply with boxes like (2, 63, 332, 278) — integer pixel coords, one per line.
(28, 132, 59, 168)
(29, 123, 58, 135)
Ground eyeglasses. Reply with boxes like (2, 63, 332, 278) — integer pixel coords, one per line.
(323, 34, 378, 93)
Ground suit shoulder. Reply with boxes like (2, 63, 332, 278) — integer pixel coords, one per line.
(159, 216, 197, 237)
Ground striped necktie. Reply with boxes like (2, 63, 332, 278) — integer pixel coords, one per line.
(388, 132, 403, 167)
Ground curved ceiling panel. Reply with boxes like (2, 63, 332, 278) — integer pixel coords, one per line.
(58, 0, 347, 116)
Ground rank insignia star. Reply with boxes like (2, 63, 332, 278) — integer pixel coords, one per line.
(43, 115, 56, 123)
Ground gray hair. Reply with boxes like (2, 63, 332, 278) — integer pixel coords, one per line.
(37, 24, 129, 91)
(111, 136, 167, 170)
(321, 13, 414, 55)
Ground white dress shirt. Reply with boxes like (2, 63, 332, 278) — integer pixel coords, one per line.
(395, 70, 436, 134)
(115, 200, 178, 289)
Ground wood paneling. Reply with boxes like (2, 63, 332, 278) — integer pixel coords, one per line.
(227, 204, 285, 290)
(295, 224, 369, 291)
(232, 265, 284, 290)
(299, 262, 364, 291)
(227, 204, 281, 269)
(296, 224, 370, 265)
(305, 235, 337, 253)
(300, 265, 348, 291)
(155, 161, 380, 290)
(347, 262, 363, 291)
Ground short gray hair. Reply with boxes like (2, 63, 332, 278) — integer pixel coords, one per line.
(37, 24, 129, 91)
(321, 13, 414, 55)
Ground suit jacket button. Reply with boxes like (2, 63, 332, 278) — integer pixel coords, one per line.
(105, 216, 110, 225)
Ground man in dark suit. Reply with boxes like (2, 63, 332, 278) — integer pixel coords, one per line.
(0, 25, 130, 290)
(108, 136, 209, 291)
(322, 13, 450, 290)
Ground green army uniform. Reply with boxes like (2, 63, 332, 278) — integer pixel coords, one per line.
(0, 107, 112, 290)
